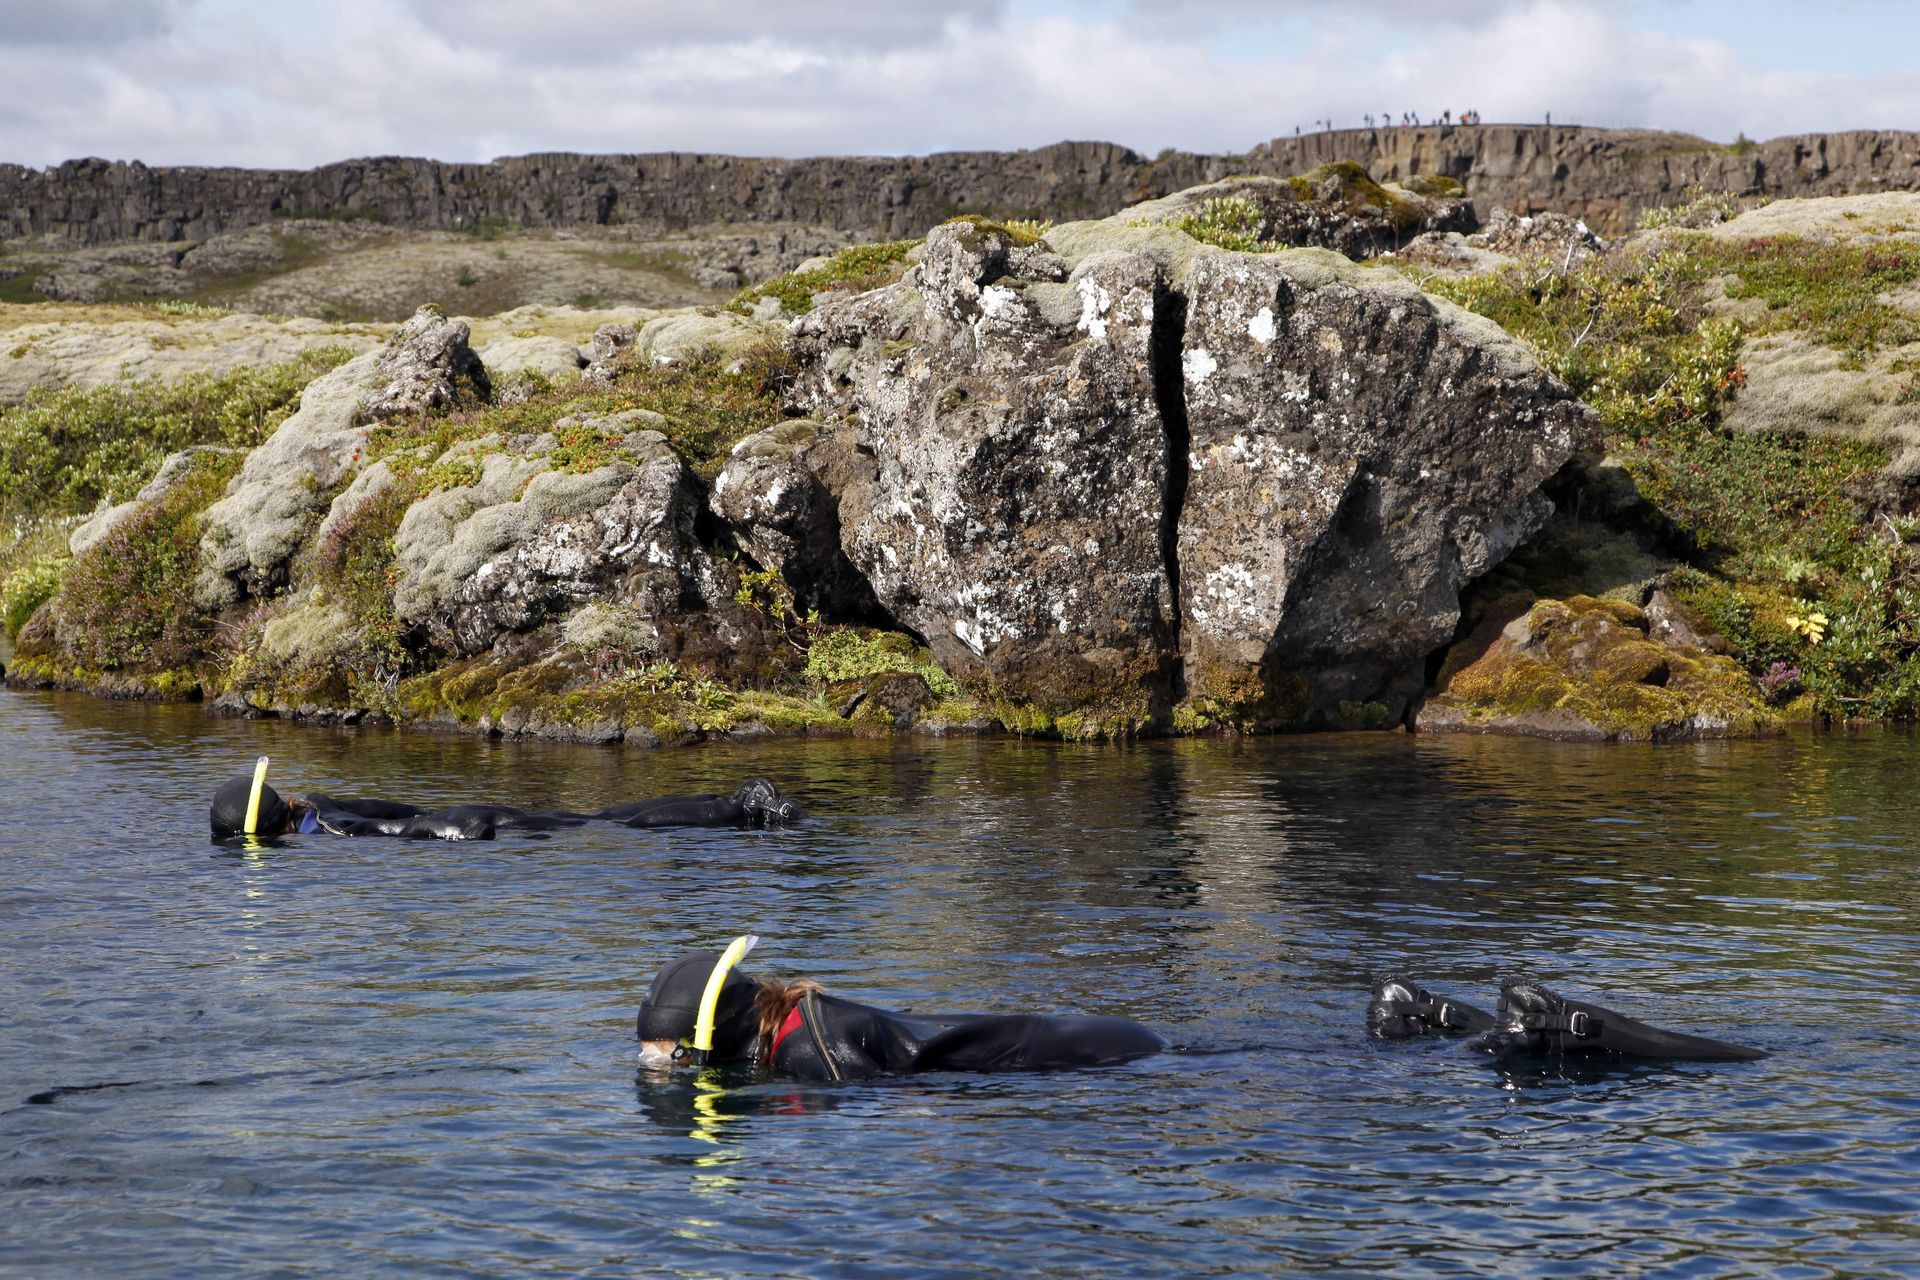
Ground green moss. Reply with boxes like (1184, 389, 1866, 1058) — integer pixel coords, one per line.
(0, 348, 353, 523)
(1334, 699, 1391, 729)
(804, 626, 957, 697)
(942, 215, 1051, 246)
(1432, 596, 1777, 740)
(1691, 235, 1920, 359)
(0, 274, 48, 305)
(1400, 174, 1465, 198)
(1174, 667, 1312, 732)
(367, 346, 791, 480)
(727, 239, 921, 318)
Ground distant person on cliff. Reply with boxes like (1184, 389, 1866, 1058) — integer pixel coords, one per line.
(636, 937, 1166, 1079)
(208, 758, 802, 841)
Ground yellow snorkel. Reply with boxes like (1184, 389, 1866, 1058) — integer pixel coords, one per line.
(243, 755, 271, 837)
(679, 934, 758, 1066)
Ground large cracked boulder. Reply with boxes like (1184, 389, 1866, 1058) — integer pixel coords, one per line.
(787, 220, 1180, 732)
(387, 414, 709, 656)
(1172, 247, 1589, 723)
(195, 306, 488, 608)
(772, 212, 1589, 732)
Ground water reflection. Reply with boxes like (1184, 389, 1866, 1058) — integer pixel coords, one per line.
(3, 690, 1919, 1278)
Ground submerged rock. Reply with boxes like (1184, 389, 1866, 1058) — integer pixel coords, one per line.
(1417, 594, 1774, 741)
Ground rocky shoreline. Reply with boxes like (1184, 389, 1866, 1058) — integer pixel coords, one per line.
(7, 165, 1919, 745)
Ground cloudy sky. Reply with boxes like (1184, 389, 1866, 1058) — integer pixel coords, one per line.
(0, 0, 1914, 169)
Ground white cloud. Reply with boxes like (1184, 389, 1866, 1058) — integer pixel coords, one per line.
(0, 0, 1914, 169)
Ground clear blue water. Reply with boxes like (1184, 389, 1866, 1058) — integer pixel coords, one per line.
(3, 689, 1918, 1278)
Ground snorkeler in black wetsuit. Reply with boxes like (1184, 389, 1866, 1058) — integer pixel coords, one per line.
(1368, 976, 1769, 1063)
(634, 937, 1167, 1080)
(208, 760, 803, 842)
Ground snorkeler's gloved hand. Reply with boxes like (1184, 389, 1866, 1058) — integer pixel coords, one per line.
(1367, 977, 1498, 1039)
(1467, 981, 1770, 1062)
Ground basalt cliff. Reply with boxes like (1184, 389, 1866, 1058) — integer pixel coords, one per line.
(6, 126, 1920, 246)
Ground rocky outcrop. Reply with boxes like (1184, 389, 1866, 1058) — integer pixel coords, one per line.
(1417, 594, 1775, 741)
(786, 220, 1180, 732)
(357, 305, 491, 419)
(9, 128, 1920, 249)
(763, 213, 1587, 731)
(1171, 248, 1588, 724)
(194, 306, 487, 607)
(388, 415, 707, 656)
(1123, 168, 1472, 258)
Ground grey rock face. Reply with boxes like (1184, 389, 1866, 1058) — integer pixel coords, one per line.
(788, 220, 1179, 726)
(710, 419, 879, 619)
(389, 418, 704, 656)
(356, 306, 491, 420)
(579, 323, 636, 384)
(1174, 248, 1589, 723)
(20, 129, 1920, 248)
(1470, 208, 1606, 263)
(194, 306, 488, 608)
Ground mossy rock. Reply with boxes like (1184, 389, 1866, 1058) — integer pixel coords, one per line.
(1420, 594, 1779, 741)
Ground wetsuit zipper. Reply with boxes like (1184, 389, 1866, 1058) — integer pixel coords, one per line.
(801, 993, 843, 1081)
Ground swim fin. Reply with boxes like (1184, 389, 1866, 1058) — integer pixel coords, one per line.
(1468, 981, 1770, 1062)
(1367, 977, 1499, 1039)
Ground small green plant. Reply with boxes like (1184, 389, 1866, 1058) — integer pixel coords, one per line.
(455, 265, 478, 289)
(1636, 188, 1737, 230)
(150, 299, 231, 319)
(470, 216, 515, 240)
(1, 552, 68, 638)
(1170, 196, 1264, 252)
(727, 239, 921, 318)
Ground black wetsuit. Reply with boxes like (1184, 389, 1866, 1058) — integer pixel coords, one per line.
(765, 992, 1167, 1081)
(300, 778, 802, 840)
(302, 794, 589, 840)
(637, 950, 1166, 1080)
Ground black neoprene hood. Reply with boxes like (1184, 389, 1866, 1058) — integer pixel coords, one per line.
(635, 951, 760, 1055)
(209, 775, 289, 837)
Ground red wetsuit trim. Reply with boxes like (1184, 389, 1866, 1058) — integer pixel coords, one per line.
(770, 1006, 803, 1060)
